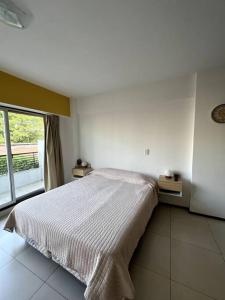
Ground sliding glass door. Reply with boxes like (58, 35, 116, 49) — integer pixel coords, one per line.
(0, 110, 15, 207)
(0, 107, 44, 209)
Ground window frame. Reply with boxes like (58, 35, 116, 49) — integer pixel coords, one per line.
(0, 105, 45, 211)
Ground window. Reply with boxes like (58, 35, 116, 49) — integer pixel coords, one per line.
(0, 107, 44, 209)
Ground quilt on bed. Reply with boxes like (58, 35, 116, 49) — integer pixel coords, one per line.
(4, 174, 157, 300)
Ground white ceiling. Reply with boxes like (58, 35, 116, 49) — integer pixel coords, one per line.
(1, 0, 225, 97)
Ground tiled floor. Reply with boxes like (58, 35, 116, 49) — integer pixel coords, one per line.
(0, 204, 225, 300)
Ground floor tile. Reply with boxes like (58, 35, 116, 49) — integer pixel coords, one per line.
(208, 218, 225, 258)
(0, 248, 13, 269)
(171, 207, 207, 224)
(17, 246, 58, 281)
(0, 260, 43, 300)
(0, 227, 10, 239)
(171, 214, 219, 253)
(31, 284, 66, 300)
(132, 232, 170, 278)
(130, 264, 170, 300)
(171, 238, 225, 300)
(147, 204, 171, 237)
(0, 231, 29, 257)
(47, 266, 86, 300)
(171, 281, 214, 300)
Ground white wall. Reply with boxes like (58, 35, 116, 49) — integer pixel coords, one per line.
(191, 68, 225, 218)
(76, 75, 196, 207)
(60, 98, 80, 183)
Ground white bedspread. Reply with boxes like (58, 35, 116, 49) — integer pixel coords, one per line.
(4, 174, 158, 300)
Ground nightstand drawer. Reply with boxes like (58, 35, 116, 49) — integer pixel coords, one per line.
(72, 167, 92, 177)
(158, 175, 182, 192)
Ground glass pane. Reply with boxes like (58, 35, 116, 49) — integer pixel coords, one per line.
(8, 112, 45, 198)
(0, 110, 12, 206)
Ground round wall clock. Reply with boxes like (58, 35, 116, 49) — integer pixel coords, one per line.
(211, 104, 225, 123)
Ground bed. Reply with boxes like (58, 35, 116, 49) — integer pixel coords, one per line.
(4, 168, 158, 300)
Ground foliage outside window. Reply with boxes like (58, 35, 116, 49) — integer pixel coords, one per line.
(0, 113, 44, 176)
(0, 153, 40, 176)
(0, 113, 44, 144)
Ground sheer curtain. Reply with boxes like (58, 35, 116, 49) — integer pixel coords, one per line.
(44, 115, 64, 191)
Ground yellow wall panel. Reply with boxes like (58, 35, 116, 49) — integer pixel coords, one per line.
(0, 71, 70, 116)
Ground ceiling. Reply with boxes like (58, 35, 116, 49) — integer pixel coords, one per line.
(0, 0, 225, 97)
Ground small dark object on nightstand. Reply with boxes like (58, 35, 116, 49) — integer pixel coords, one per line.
(77, 159, 82, 166)
(174, 173, 180, 181)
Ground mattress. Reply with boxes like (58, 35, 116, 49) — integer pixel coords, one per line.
(4, 173, 158, 300)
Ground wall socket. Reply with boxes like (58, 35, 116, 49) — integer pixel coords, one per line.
(145, 148, 150, 156)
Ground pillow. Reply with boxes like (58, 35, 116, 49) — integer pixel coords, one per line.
(91, 168, 153, 185)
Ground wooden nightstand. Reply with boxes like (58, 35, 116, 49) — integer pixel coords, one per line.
(72, 167, 93, 179)
(158, 175, 182, 197)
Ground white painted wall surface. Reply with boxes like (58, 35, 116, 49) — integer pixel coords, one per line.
(76, 75, 195, 207)
(191, 68, 225, 218)
(60, 98, 80, 183)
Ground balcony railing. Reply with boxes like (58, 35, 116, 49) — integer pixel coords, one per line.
(0, 152, 40, 176)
